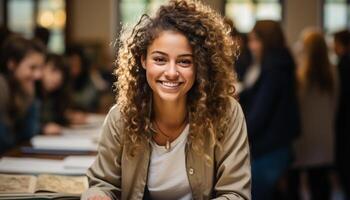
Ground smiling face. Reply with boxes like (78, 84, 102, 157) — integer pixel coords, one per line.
(12, 52, 45, 95)
(142, 30, 195, 104)
(42, 62, 64, 92)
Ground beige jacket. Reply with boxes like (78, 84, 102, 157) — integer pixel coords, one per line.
(82, 99, 251, 200)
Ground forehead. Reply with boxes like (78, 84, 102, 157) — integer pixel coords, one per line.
(147, 30, 193, 55)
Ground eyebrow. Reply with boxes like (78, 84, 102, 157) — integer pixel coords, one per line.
(151, 51, 193, 57)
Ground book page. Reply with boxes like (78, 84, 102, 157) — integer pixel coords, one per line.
(35, 174, 88, 194)
(0, 174, 36, 194)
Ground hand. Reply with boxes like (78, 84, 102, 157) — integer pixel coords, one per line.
(66, 110, 88, 125)
(43, 123, 62, 135)
(88, 195, 112, 200)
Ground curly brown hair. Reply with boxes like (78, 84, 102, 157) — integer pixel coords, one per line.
(115, 0, 238, 158)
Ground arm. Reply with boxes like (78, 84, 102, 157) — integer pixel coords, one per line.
(81, 105, 123, 200)
(213, 100, 251, 200)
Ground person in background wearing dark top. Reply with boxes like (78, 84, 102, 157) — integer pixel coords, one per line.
(36, 54, 70, 135)
(238, 20, 300, 200)
(0, 36, 46, 154)
(288, 29, 338, 200)
(65, 45, 100, 124)
(34, 26, 50, 47)
(333, 29, 350, 199)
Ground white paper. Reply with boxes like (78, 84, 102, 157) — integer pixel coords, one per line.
(63, 156, 96, 169)
(31, 135, 98, 151)
(0, 157, 86, 175)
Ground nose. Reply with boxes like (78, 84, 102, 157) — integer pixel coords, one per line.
(164, 61, 179, 80)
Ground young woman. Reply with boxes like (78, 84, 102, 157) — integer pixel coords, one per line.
(64, 44, 101, 125)
(36, 53, 70, 135)
(83, 0, 251, 199)
(289, 29, 338, 200)
(0, 36, 46, 153)
(239, 20, 300, 199)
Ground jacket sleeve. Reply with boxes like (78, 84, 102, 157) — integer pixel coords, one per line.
(81, 105, 123, 200)
(213, 99, 251, 200)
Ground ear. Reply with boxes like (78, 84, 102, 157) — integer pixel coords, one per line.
(141, 55, 146, 70)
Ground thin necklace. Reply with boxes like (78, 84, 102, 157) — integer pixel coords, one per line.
(153, 117, 187, 151)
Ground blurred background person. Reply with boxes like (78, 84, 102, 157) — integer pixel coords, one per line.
(288, 29, 338, 200)
(0, 36, 46, 154)
(238, 20, 300, 200)
(334, 29, 350, 199)
(36, 53, 70, 135)
(65, 44, 100, 124)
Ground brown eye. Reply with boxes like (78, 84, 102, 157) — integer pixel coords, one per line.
(153, 57, 166, 65)
(178, 59, 192, 67)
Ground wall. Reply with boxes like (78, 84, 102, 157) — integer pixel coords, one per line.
(68, 0, 118, 59)
(284, 0, 322, 46)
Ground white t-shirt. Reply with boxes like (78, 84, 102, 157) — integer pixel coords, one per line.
(147, 124, 192, 200)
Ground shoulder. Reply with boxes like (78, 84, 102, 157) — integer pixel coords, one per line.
(227, 97, 244, 119)
(107, 104, 122, 122)
(101, 104, 125, 139)
(104, 104, 125, 131)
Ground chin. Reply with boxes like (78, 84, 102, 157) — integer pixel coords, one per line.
(157, 92, 185, 103)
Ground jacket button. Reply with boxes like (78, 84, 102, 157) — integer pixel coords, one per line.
(189, 168, 194, 175)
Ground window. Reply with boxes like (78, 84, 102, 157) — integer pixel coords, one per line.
(120, 0, 166, 25)
(6, 0, 66, 53)
(37, 0, 66, 53)
(225, 0, 283, 33)
(8, 0, 35, 38)
(323, 0, 350, 34)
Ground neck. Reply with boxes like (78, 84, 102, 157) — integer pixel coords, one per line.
(153, 96, 187, 129)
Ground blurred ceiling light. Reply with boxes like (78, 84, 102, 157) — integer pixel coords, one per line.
(39, 11, 55, 28)
(54, 10, 66, 28)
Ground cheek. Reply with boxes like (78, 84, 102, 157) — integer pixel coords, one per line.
(145, 67, 155, 86)
(14, 65, 31, 82)
(184, 69, 195, 87)
(145, 63, 161, 79)
(53, 74, 63, 88)
(189, 71, 195, 82)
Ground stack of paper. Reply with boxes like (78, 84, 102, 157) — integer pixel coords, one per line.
(0, 157, 83, 175)
(63, 156, 96, 170)
(0, 156, 96, 175)
(31, 135, 98, 152)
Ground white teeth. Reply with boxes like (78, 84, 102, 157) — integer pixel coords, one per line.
(161, 81, 180, 87)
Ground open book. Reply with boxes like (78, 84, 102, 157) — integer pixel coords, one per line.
(0, 174, 88, 199)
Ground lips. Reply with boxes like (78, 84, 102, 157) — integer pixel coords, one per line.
(157, 81, 183, 89)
